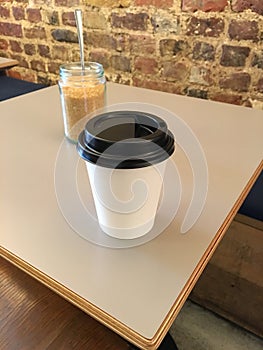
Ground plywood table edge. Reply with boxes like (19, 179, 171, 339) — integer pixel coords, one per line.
(0, 246, 154, 349)
(1, 160, 262, 350)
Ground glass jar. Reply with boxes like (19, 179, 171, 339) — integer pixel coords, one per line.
(58, 62, 106, 143)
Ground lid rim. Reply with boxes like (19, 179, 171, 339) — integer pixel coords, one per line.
(77, 111, 175, 169)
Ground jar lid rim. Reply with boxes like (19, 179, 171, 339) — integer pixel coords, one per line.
(60, 62, 104, 76)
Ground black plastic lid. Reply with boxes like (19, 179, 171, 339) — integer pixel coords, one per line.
(77, 111, 175, 169)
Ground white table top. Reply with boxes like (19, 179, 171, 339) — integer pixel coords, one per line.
(0, 57, 18, 69)
(1, 83, 262, 349)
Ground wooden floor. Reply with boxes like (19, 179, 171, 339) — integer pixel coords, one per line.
(0, 256, 130, 350)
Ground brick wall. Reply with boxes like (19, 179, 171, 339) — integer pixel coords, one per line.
(0, 0, 263, 108)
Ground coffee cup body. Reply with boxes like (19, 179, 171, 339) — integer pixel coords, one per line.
(77, 111, 175, 239)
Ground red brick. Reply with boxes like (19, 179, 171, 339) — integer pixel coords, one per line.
(7, 70, 22, 79)
(229, 20, 258, 41)
(12, 6, 25, 20)
(257, 78, 263, 93)
(220, 45, 250, 67)
(111, 12, 149, 31)
(20, 71, 37, 83)
(162, 61, 189, 81)
(0, 5, 10, 18)
(111, 55, 131, 72)
(186, 17, 224, 37)
(37, 74, 51, 86)
(24, 43, 36, 55)
(182, 0, 228, 12)
(252, 51, 263, 69)
(134, 56, 158, 74)
(0, 22, 22, 37)
(89, 49, 110, 69)
(27, 8, 42, 23)
(31, 59, 46, 72)
(51, 29, 78, 43)
(219, 72, 251, 92)
(133, 76, 182, 94)
(232, 0, 263, 15)
(38, 44, 50, 58)
(48, 62, 61, 74)
(0, 38, 8, 50)
(52, 45, 70, 61)
(129, 35, 156, 54)
(55, 0, 80, 5)
(135, 0, 173, 8)
(86, 33, 117, 50)
(24, 26, 46, 39)
(10, 40, 22, 53)
(12, 55, 29, 68)
(210, 93, 242, 105)
(193, 41, 215, 61)
(62, 12, 76, 26)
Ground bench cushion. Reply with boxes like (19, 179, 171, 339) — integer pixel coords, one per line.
(238, 170, 263, 221)
(0, 76, 46, 101)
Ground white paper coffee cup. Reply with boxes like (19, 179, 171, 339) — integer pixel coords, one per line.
(77, 111, 175, 239)
(85, 160, 168, 239)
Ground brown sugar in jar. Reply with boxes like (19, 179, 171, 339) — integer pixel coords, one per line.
(58, 62, 106, 143)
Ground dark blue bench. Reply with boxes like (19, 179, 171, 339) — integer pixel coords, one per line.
(0, 75, 46, 101)
(238, 169, 263, 222)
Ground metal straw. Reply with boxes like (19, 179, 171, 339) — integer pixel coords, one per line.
(74, 9, 85, 72)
